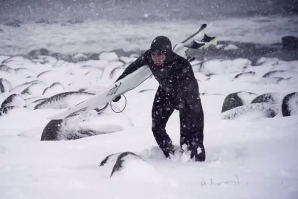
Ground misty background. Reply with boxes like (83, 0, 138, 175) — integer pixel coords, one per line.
(0, 0, 297, 22)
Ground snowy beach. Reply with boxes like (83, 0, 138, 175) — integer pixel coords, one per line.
(1, 1, 298, 198)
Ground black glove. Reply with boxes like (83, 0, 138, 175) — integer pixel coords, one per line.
(112, 96, 121, 102)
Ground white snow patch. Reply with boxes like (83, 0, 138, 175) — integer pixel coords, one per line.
(215, 44, 224, 49)
(119, 56, 137, 64)
(76, 60, 109, 69)
(224, 44, 238, 50)
(99, 52, 119, 62)
(237, 92, 258, 104)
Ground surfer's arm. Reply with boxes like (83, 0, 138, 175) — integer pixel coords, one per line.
(116, 50, 150, 82)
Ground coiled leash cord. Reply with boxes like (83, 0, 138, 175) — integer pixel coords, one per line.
(110, 94, 127, 113)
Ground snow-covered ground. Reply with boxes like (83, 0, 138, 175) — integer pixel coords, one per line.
(1, 16, 298, 199)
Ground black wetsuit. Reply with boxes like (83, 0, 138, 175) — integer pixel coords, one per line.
(116, 50, 205, 161)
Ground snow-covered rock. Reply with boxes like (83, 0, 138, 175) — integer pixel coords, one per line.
(34, 91, 94, 109)
(224, 44, 238, 50)
(41, 108, 133, 141)
(222, 91, 258, 112)
(282, 92, 298, 117)
(42, 82, 64, 96)
(99, 52, 119, 62)
(1, 94, 25, 108)
(0, 78, 12, 93)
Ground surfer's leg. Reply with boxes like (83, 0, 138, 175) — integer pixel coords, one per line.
(152, 87, 175, 158)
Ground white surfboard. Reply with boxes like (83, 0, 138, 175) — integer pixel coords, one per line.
(49, 24, 208, 120)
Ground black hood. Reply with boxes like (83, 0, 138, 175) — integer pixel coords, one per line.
(150, 36, 173, 62)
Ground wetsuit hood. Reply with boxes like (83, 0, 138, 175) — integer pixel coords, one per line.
(150, 36, 173, 62)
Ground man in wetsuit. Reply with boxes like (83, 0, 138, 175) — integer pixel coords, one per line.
(115, 36, 205, 162)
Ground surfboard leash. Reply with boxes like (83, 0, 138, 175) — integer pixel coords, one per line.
(109, 94, 127, 113)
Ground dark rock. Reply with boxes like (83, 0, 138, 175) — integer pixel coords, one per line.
(251, 93, 280, 104)
(72, 54, 88, 62)
(222, 93, 243, 113)
(40, 48, 50, 55)
(221, 91, 257, 113)
(40, 119, 63, 141)
(88, 53, 100, 60)
(251, 93, 283, 117)
(36, 19, 51, 24)
(66, 19, 83, 24)
(51, 53, 72, 62)
(282, 36, 298, 51)
(28, 49, 50, 59)
(5, 20, 22, 27)
(282, 92, 298, 117)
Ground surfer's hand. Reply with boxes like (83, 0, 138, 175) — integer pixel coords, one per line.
(112, 96, 121, 102)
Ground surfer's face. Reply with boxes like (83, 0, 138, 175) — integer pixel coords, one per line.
(151, 51, 166, 66)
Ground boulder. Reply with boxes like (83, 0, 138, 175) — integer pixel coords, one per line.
(282, 92, 298, 117)
(221, 91, 258, 112)
(1, 94, 25, 108)
(0, 78, 12, 93)
(282, 36, 298, 51)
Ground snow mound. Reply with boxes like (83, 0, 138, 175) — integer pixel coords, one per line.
(233, 71, 256, 81)
(9, 80, 44, 94)
(1, 94, 25, 108)
(100, 153, 123, 166)
(271, 60, 298, 72)
(262, 70, 298, 79)
(119, 56, 137, 63)
(99, 52, 119, 62)
(100, 61, 124, 81)
(14, 68, 34, 77)
(42, 83, 64, 96)
(110, 152, 160, 183)
(224, 44, 238, 50)
(0, 56, 10, 63)
(0, 64, 15, 73)
(201, 58, 251, 75)
(77, 60, 109, 69)
(21, 82, 48, 96)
